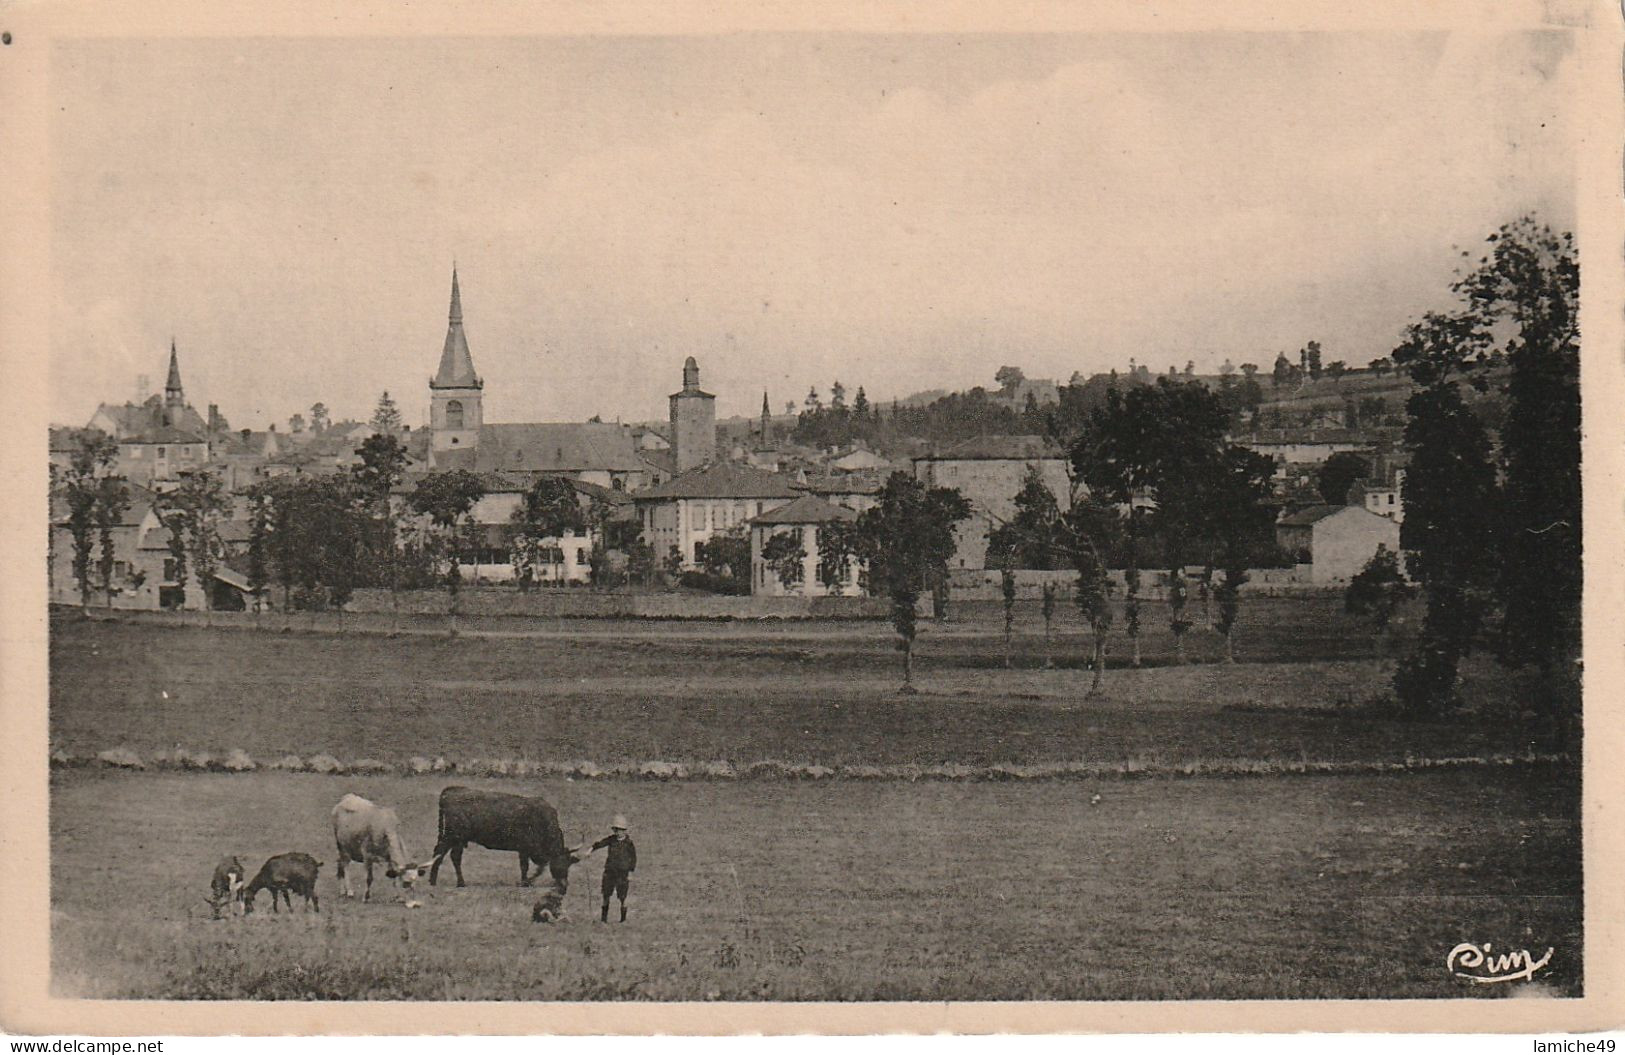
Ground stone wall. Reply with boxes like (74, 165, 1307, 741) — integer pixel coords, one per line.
(342, 587, 888, 620)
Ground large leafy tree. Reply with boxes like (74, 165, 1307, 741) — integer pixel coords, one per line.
(1204, 447, 1277, 662)
(159, 470, 229, 620)
(408, 470, 487, 634)
(760, 531, 807, 592)
(1463, 220, 1580, 723)
(93, 475, 131, 609)
(253, 475, 367, 624)
(855, 472, 971, 691)
(1316, 452, 1371, 506)
(510, 475, 587, 590)
(353, 433, 409, 621)
(1071, 377, 1231, 665)
(815, 520, 860, 595)
(245, 483, 272, 615)
(1391, 310, 1502, 716)
(1345, 545, 1416, 658)
(986, 465, 1065, 570)
(1062, 497, 1117, 696)
(697, 526, 752, 587)
(60, 430, 120, 613)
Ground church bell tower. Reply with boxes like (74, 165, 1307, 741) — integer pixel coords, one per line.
(428, 266, 483, 463)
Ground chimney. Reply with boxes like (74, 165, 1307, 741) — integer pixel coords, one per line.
(208, 404, 221, 433)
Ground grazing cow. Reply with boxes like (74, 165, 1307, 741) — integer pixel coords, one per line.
(243, 853, 323, 914)
(209, 856, 246, 918)
(429, 786, 586, 889)
(331, 793, 426, 902)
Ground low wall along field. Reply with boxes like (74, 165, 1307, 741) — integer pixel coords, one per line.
(345, 588, 890, 620)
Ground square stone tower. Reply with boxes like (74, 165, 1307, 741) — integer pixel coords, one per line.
(669, 356, 716, 473)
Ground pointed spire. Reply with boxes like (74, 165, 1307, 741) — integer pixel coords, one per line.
(432, 265, 481, 389)
(762, 391, 770, 417)
(165, 339, 184, 405)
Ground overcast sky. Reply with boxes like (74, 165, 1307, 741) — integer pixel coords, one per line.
(49, 32, 1575, 430)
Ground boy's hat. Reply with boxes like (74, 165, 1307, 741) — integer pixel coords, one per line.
(611, 814, 629, 830)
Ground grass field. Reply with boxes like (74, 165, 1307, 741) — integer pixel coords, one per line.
(51, 768, 1580, 1001)
(47, 607, 1581, 1000)
(49, 614, 1555, 768)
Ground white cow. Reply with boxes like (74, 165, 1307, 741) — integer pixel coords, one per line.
(331, 793, 427, 901)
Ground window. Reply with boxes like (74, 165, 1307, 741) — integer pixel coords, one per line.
(1387, 494, 1395, 505)
(157, 447, 166, 458)
(446, 400, 464, 429)
(163, 558, 178, 581)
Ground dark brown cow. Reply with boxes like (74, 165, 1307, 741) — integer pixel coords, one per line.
(243, 852, 323, 914)
(429, 786, 585, 889)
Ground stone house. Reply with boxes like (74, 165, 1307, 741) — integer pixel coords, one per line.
(911, 435, 1071, 571)
(1274, 504, 1402, 584)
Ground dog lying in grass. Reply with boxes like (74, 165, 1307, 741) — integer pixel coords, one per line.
(531, 879, 567, 923)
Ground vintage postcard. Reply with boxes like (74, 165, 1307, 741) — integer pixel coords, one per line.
(1, 0, 1621, 1037)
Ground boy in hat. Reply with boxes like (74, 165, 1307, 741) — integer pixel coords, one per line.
(590, 814, 636, 923)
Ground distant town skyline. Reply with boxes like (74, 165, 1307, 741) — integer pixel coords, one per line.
(50, 32, 1576, 431)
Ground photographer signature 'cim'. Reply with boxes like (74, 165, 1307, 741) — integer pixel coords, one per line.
(1447, 941, 1553, 984)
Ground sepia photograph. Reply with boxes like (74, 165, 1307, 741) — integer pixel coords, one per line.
(4, 0, 1618, 1033)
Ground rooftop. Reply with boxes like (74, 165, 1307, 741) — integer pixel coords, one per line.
(751, 494, 860, 526)
(1276, 504, 1350, 527)
(473, 423, 646, 473)
(635, 462, 801, 501)
(915, 434, 1064, 462)
(122, 426, 208, 445)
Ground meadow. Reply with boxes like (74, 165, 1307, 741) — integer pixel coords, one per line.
(46, 601, 1581, 999)
(51, 768, 1580, 1001)
(49, 606, 1556, 768)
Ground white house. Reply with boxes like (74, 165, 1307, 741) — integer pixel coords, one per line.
(633, 462, 800, 568)
(749, 494, 863, 597)
(1275, 504, 1403, 584)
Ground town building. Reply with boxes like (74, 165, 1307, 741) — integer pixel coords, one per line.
(749, 494, 863, 597)
(116, 426, 211, 489)
(633, 461, 801, 568)
(1274, 504, 1402, 584)
(48, 484, 163, 608)
(911, 435, 1071, 570)
(794, 468, 886, 513)
(87, 341, 209, 439)
(1352, 466, 1406, 524)
(1236, 427, 1398, 472)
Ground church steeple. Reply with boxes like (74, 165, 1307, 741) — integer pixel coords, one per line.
(164, 339, 184, 407)
(428, 265, 484, 465)
(432, 265, 481, 390)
